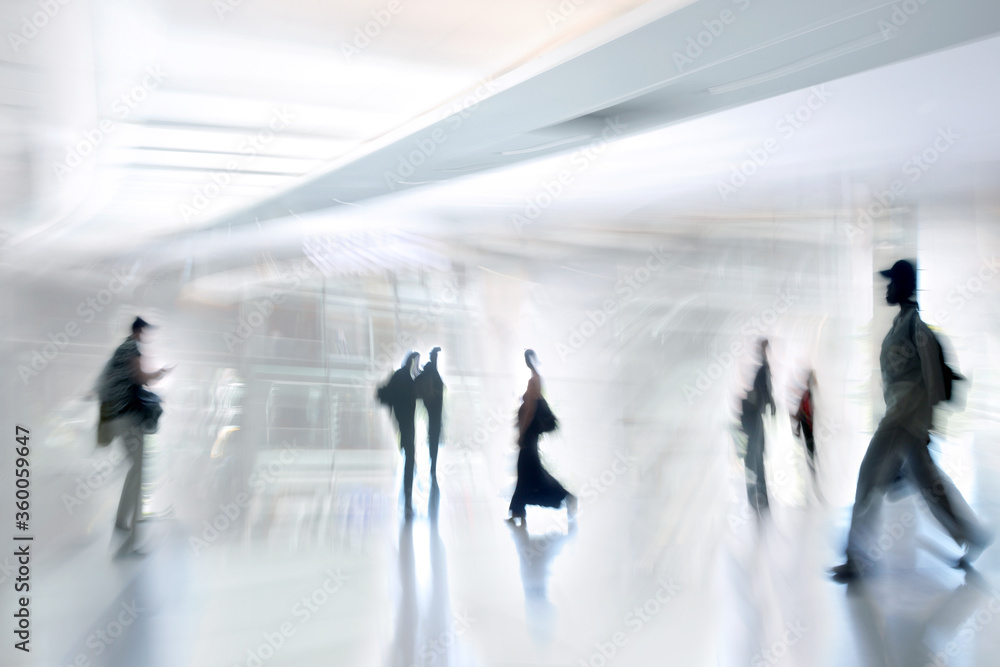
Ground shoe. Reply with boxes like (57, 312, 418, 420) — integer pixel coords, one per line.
(960, 526, 995, 567)
(113, 534, 145, 560)
(830, 559, 861, 582)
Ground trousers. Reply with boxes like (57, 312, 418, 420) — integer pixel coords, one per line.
(846, 422, 981, 566)
(113, 416, 145, 540)
(398, 418, 415, 508)
(744, 414, 768, 512)
(427, 410, 442, 477)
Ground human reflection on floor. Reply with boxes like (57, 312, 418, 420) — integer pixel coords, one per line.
(390, 480, 474, 667)
(507, 516, 576, 647)
(844, 564, 992, 666)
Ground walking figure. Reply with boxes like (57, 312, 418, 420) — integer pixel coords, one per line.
(508, 350, 576, 525)
(416, 347, 445, 480)
(741, 339, 776, 515)
(832, 260, 992, 580)
(96, 317, 172, 555)
(378, 352, 420, 517)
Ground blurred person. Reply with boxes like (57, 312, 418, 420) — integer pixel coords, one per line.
(96, 316, 173, 554)
(508, 350, 576, 525)
(792, 369, 819, 491)
(741, 339, 776, 515)
(832, 260, 992, 581)
(415, 347, 445, 480)
(378, 352, 420, 517)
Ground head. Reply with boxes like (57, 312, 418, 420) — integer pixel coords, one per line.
(403, 351, 420, 375)
(524, 349, 538, 372)
(759, 338, 769, 360)
(429, 347, 441, 364)
(880, 259, 916, 305)
(131, 317, 152, 342)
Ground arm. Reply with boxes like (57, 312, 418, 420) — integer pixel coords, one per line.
(766, 370, 776, 414)
(129, 356, 171, 386)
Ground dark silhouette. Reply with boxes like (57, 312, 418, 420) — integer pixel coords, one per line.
(741, 339, 775, 515)
(508, 350, 576, 524)
(792, 369, 818, 489)
(416, 347, 445, 480)
(378, 352, 420, 516)
(96, 317, 173, 554)
(832, 260, 992, 581)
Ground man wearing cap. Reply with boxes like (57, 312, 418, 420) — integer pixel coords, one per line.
(97, 317, 173, 553)
(832, 260, 991, 580)
(416, 347, 445, 480)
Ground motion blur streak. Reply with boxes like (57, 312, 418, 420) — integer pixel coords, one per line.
(2, 1, 1000, 666)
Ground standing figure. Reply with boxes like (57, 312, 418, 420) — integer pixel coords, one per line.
(508, 350, 576, 525)
(96, 317, 173, 554)
(832, 260, 992, 581)
(742, 339, 776, 514)
(792, 370, 818, 486)
(378, 352, 420, 517)
(416, 347, 445, 480)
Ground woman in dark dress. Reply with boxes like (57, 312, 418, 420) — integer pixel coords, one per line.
(508, 350, 576, 525)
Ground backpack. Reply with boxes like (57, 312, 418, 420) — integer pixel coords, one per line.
(533, 397, 559, 433)
(913, 316, 963, 403)
(937, 335, 963, 402)
(517, 397, 559, 433)
(376, 375, 394, 407)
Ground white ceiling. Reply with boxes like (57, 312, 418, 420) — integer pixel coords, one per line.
(0, 0, 676, 257)
(2, 0, 1000, 274)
